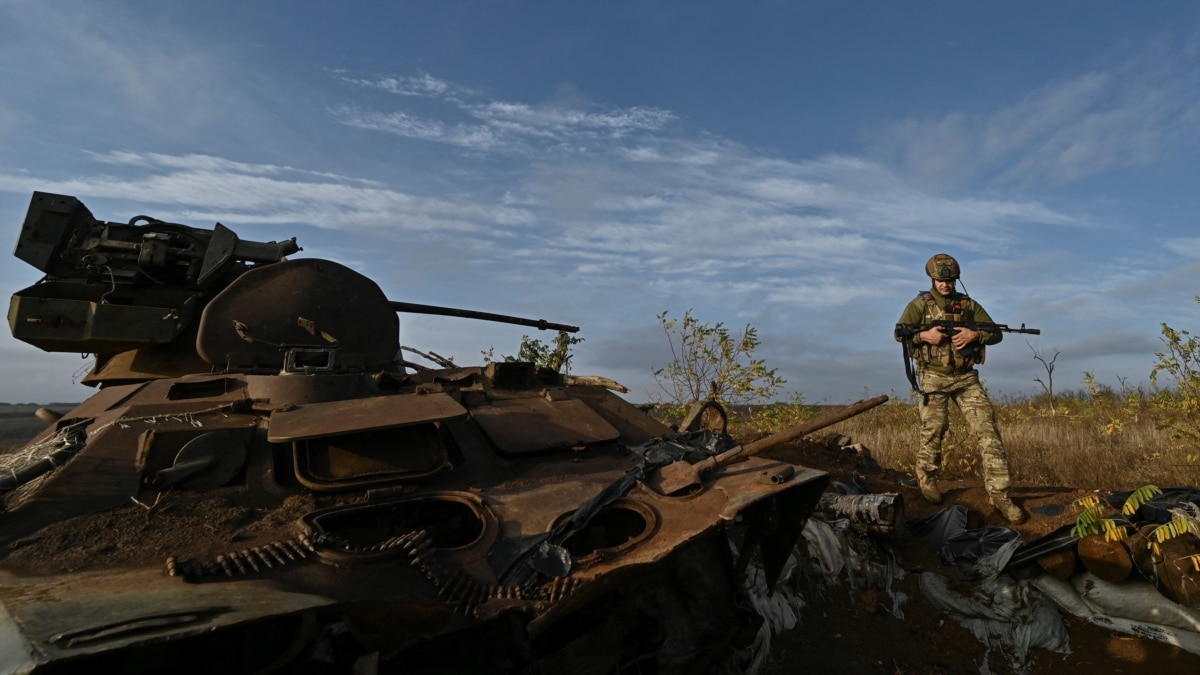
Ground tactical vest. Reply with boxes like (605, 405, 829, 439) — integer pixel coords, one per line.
(915, 292, 985, 368)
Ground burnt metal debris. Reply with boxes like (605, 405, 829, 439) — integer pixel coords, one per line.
(0, 192, 882, 673)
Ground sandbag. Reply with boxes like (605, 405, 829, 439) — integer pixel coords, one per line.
(1031, 572, 1200, 656)
(1072, 572, 1200, 633)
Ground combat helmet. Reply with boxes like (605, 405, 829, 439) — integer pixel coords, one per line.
(925, 253, 960, 280)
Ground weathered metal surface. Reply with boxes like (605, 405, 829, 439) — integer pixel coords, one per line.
(0, 192, 843, 674)
(196, 258, 399, 370)
(470, 395, 620, 455)
(268, 393, 468, 442)
(0, 568, 331, 673)
(650, 394, 888, 494)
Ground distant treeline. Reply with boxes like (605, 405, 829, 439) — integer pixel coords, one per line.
(0, 404, 78, 452)
(0, 403, 80, 411)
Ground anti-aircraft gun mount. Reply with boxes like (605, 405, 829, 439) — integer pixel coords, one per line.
(0, 192, 877, 674)
(8, 191, 577, 387)
(9, 192, 300, 361)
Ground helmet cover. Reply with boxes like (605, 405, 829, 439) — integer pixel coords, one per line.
(925, 253, 960, 280)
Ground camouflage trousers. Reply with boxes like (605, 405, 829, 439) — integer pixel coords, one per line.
(916, 368, 1012, 494)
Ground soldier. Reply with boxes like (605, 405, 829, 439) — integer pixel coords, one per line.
(895, 253, 1025, 524)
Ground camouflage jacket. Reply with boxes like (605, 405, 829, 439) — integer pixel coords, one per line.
(896, 289, 1002, 375)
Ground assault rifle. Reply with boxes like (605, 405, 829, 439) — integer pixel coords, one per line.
(894, 321, 1040, 396)
(894, 320, 1040, 341)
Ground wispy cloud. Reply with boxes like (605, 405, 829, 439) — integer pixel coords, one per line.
(1, 7, 1189, 405)
(0, 105, 19, 141)
(337, 72, 478, 100)
(90, 151, 386, 184)
(1162, 237, 1200, 260)
(868, 38, 1200, 190)
(0, 119, 1083, 294)
(332, 72, 676, 153)
(0, 2, 239, 136)
(0, 152, 526, 235)
(332, 107, 507, 151)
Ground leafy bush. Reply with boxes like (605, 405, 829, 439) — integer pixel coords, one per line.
(482, 331, 584, 374)
(1151, 296, 1200, 450)
(651, 309, 785, 407)
(517, 332, 584, 373)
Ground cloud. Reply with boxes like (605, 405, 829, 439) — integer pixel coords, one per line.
(331, 72, 676, 154)
(336, 72, 476, 99)
(2, 21, 1187, 409)
(332, 107, 507, 151)
(0, 151, 532, 237)
(1162, 238, 1200, 260)
(867, 39, 1200, 190)
(0, 2, 241, 137)
(89, 151, 383, 184)
(0, 104, 19, 143)
(0, 108, 1085, 305)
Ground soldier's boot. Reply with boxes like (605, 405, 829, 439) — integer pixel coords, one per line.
(915, 469, 942, 504)
(989, 491, 1026, 524)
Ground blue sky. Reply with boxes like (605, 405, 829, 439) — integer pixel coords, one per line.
(2, 1, 1199, 405)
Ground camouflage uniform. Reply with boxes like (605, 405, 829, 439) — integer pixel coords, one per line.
(909, 369, 1010, 494)
(897, 275, 1022, 522)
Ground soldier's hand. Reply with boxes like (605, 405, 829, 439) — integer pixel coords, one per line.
(951, 327, 978, 349)
(920, 327, 947, 345)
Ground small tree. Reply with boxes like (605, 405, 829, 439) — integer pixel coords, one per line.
(651, 309, 785, 406)
(1150, 296, 1200, 449)
(1029, 343, 1060, 414)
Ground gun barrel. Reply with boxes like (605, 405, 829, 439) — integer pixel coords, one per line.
(389, 301, 580, 333)
(895, 321, 1040, 336)
(650, 394, 889, 495)
(735, 395, 889, 459)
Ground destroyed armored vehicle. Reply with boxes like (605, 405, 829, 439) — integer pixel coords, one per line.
(0, 192, 881, 673)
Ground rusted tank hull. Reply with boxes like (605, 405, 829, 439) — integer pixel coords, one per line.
(0, 372, 829, 673)
(0, 193, 848, 673)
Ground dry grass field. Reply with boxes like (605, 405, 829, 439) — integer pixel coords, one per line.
(705, 388, 1200, 494)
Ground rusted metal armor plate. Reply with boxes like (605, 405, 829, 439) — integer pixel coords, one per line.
(0, 568, 332, 671)
(470, 397, 619, 455)
(268, 393, 468, 442)
(196, 258, 399, 369)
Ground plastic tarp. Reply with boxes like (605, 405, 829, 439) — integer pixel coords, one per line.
(803, 515, 909, 620)
(919, 537, 1072, 674)
(730, 544, 806, 675)
(727, 510, 913, 675)
(907, 507, 1072, 673)
(1107, 487, 1200, 524)
(906, 505, 1021, 575)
